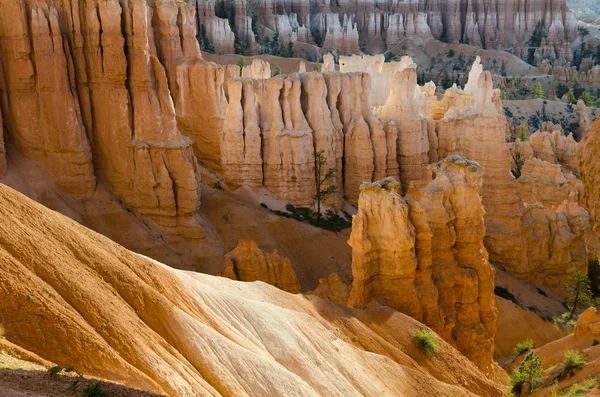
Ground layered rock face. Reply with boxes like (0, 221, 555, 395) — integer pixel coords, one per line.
(348, 157, 497, 373)
(221, 240, 301, 293)
(193, 0, 576, 62)
(0, 0, 208, 238)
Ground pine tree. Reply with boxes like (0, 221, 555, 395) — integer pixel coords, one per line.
(313, 150, 337, 225)
(533, 82, 545, 99)
(567, 89, 578, 104)
(236, 56, 246, 72)
(580, 91, 595, 107)
(511, 352, 544, 394)
(565, 271, 597, 320)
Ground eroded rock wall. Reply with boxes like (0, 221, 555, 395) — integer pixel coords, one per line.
(220, 70, 392, 206)
(194, 0, 576, 62)
(221, 240, 301, 293)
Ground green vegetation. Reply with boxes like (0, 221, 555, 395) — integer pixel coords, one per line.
(533, 82, 545, 99)
(260, 203, 352, 232)
(285, 42, 294, 58)
(312, 29, 323, 47)
(48, 366, 63, 376)
(447, 49, 455, 58)
(510, 352, 544, 395)
(564, 271, 597, 320)
(236, 56, 246, 70)
(272, 65, 282, 77)
(551, 378, 597, 397)
(560, 350, 586, 380)
(513, 339, 535, 359)
(312, 64, 321, 72)
(414, 329, 439, 356)
(313, 150, 338, 225)
(567, 89, 578, 105)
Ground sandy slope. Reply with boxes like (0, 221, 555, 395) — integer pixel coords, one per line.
(0, 183, 506, 396)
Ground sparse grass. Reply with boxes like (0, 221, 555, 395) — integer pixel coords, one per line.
(554, 311, 577, 327)
(83, 383, 106, 397)
(414, 329, 439, 356)
(560, 350, 586, 379)
(513, 339, 534, 359)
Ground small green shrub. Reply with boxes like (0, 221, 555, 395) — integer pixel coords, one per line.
(447, 49, 455, 58)
(560, 350, 585, 379)
(510, 352, 543, 394)
(83, 383, 106, 397)
(414, 329, 439, 356)
(48, 366, 62, 376)
(513, 339, 535, 359)
(552, 377, 597, 397)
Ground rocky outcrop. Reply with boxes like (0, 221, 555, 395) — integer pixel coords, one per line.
(529, 130, 579, 173)
(517, 158, 581, 207)
(308, 273, 349, 306)
(577, 99, 593, 141)
(348, 156, 497, 373)
(221, 240, 301, 294)
(419, 156, 497, 372)
(375, 65, 430, 198)
(520, 201, 589, 290)
(434, 69, 528, 274)
(579, 117, 600, 243)
(242, 59, 272, 79)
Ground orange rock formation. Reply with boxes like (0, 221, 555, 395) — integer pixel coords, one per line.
(348, 156, 497, 373)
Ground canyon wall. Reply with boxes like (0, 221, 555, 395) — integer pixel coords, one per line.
(0, 0, 235, 239)
(194, 0, 577, 63)
(347, 157, 497, 373)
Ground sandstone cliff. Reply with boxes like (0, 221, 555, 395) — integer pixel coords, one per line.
(221, 240, 301, 294)
(0, 0, 208, 239)
(348, 156, 497, 373)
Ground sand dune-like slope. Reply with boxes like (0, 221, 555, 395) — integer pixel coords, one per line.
(0, 184, 505, 396)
